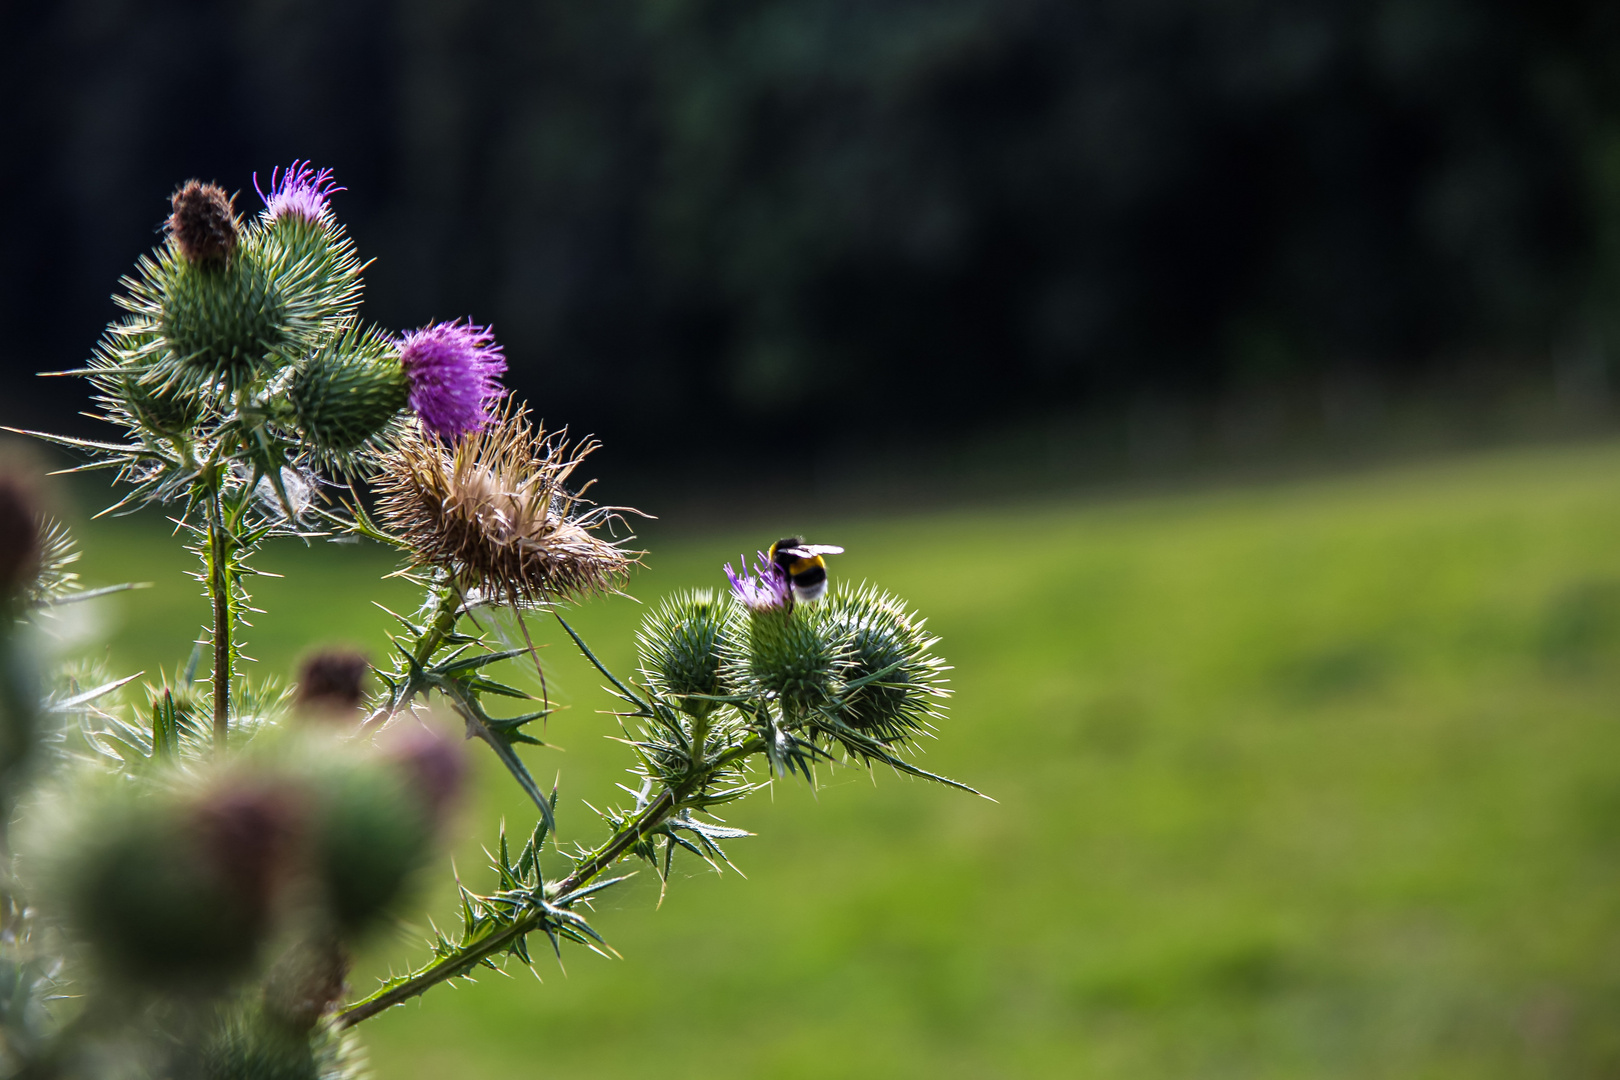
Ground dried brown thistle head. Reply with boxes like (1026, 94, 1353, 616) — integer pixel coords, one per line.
(374, 401, 640, 605)
(167, 180, 239, 265)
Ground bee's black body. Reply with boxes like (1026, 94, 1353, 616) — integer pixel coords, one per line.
(769, 535, 843, 604)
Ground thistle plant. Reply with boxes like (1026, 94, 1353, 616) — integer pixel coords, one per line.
(0, 163, 979, 1077)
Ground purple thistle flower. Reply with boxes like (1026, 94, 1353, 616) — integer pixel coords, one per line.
(398, 319, 508, 441)
(255, 160, 344, 224)
(725, 552, 793, 613)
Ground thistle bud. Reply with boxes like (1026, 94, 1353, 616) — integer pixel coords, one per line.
(168, 181, 239, 266)
(293, 649, 370, 720)
(823, 585, 949, 745)
(289, 326, 409, 457)
(636, 589, 733, 710)
(161, 244, 288, 387)
(49, 780, 298, 989)
(729, 601, 846, 719)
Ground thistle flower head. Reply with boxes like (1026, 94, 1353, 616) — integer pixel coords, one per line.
(724, 553, 792, 613)
(397, 320, 507, 441)
(167, 180, 238, 265)
(374, 400, 639, 606)
(255, 160, 343, 224)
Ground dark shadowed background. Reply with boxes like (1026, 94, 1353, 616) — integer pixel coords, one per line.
(7, 0, 1620, 500)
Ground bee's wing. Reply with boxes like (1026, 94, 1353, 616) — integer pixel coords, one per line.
(787, 545, 844, 556)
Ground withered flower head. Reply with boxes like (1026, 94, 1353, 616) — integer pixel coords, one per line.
(374, 400, 640, 605)
(167, 180, 239, 265)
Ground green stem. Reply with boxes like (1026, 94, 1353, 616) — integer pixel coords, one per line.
(337, 737, 763, 1027)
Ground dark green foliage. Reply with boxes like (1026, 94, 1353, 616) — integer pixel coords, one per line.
(636, 588, 733, 709)
(290, 325, 408, 460)
(308, 758, 434, 932)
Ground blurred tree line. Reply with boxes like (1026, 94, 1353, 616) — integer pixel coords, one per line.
(5, 0, 1620, 469)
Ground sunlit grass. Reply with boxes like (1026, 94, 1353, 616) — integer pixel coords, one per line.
(65, 440, 1620, 1077)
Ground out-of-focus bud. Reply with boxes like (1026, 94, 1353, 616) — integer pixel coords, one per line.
(0, 475, 42, 813)
(50, 780, 298, 989)
(307, 754, 437, 933)
(637, 589, 733, 712)
(293, 649, 371, 721)
(261, 934, 348, 1034)
(289, 326, 409, 457)
(380, 724, 466, 826)
(0, 476, 42, 602)
(196, 1005, 323, 1080)
(168, 181, 239, 267)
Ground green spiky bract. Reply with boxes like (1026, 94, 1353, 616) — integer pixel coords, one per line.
(157, 245, 290, 388)
(87, 318, 210, 437)
(260, 207, 366, 321)
(290, 324, 408, 464)
(636, 589, 735, 711)
(821, 583, 950, 748)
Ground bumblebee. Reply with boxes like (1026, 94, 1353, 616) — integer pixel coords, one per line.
(769, 536, 845, 604)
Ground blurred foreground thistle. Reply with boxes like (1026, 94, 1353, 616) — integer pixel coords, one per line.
(0, 163, 979, 1077)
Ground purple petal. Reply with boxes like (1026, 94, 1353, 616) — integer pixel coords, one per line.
(255, 160, 344, 224)
(398, 320, 508, 441)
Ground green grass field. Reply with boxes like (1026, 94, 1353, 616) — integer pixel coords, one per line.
(61, 440, 1620, 1078)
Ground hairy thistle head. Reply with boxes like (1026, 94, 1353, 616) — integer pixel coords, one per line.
(374, 401, 639, 605)
(168, 180, 238, 266)
(727, 596, 847, 720)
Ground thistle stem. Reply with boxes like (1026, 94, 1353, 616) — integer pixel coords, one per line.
(207, 491, 232, 749)
(360, 580, 462, 734)
(337, 737, 763, 1026)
